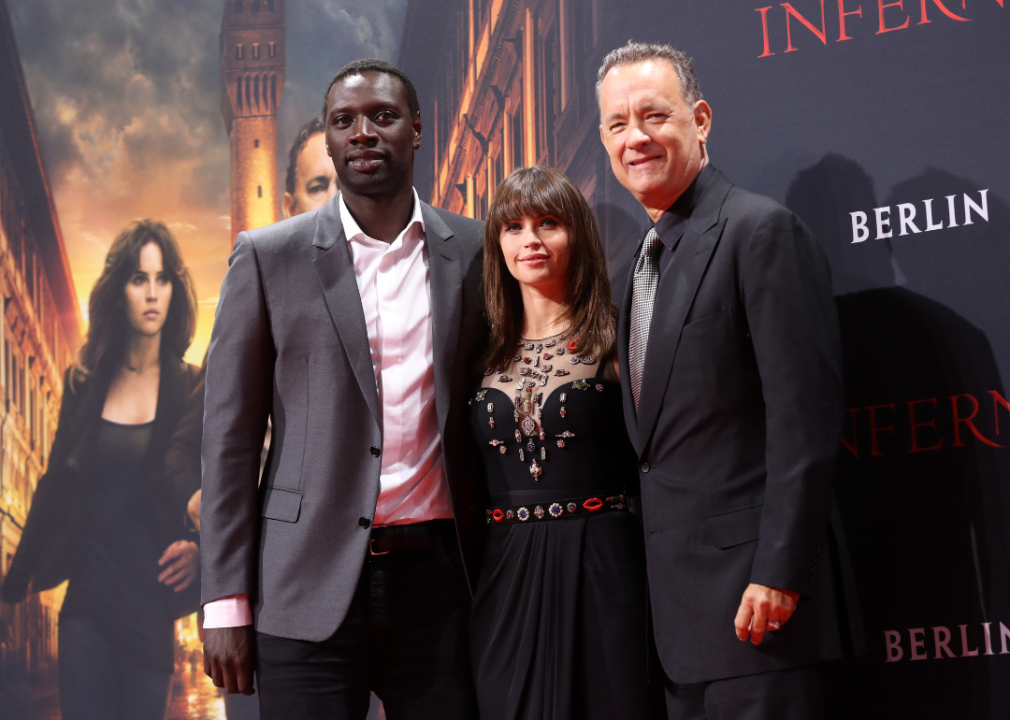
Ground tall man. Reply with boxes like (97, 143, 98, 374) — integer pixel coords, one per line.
(200, 59, 485, 720)
(599, 42, 844, 719)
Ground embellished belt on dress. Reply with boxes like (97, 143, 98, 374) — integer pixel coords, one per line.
(487, 494, 628, 524)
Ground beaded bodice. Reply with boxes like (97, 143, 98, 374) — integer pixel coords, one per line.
(470, 340, 638, 509)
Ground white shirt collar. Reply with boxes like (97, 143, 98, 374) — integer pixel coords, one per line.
(339, 188, 426, 246)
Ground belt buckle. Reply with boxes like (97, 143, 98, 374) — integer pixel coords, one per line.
(369, 537, 389, 556)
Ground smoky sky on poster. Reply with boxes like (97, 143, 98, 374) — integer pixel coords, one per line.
(6, 0, 407, 359)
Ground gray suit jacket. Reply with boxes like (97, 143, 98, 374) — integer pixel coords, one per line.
(613, 169, 845, 683)
(200, 197, 487, 642)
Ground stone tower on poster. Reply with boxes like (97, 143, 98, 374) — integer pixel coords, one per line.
(220, 0, 285, 245)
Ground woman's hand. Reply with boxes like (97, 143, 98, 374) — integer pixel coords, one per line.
(187, 489, 202, 533)
(158, 540, 200, 592)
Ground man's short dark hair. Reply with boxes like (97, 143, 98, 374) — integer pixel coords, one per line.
(596, 41, 703, 110)
(285, 116, 326, 196)
(322, 59, 420, 121)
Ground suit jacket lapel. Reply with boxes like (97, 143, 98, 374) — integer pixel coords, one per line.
(636, 173, 732, 450)
(311, 200, 382, 429)
(615, 245, 642, 452)
(421, 203, 462, 434)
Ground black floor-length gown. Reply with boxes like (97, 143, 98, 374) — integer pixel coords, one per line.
(469, 350, 660, 720)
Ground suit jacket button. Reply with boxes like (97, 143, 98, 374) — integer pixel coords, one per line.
(359, 517, 371, 528)
(640, 462, 650, 473)
(370, 446, 381, 457)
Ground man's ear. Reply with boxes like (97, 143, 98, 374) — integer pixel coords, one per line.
(412, 111, 423, 149)
(694, 100, 713, 144)
(282, 192, 296, 219)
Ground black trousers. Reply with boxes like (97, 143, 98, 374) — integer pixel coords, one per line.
(665, 662, 827, 720)
(255, 520, 478, 720)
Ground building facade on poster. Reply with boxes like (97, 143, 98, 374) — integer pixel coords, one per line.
(221, 0, 286, 245)
(0, 0, 82, 690)
(401, 0, 644, 259)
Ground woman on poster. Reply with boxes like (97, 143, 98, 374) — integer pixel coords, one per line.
(468, 166, 664, 720)
(2, 219, 202, 720)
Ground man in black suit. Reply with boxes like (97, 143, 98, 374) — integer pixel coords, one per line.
(199, 59, 484, 720)
(599, 42, 844, 719)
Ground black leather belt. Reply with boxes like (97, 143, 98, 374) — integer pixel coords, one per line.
(487, 494, 628, 524)
(368, 519, 452, 556)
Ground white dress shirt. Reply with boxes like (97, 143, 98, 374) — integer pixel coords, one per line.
(204, 190, 452, 629)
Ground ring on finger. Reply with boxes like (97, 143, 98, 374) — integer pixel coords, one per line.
(766, 620, 781, 631)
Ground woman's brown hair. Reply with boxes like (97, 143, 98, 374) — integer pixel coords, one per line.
(481, 165, 616, 371)
(74, 219, 198, 382)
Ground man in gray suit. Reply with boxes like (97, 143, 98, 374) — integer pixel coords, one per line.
(200, 59, 485, 720)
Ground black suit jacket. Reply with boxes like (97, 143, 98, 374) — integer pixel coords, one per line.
(2, 358, 201, 616)
(200, 197, 487, 642)
(613, 168, 844, 683)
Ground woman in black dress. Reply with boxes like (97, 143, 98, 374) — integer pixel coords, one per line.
(469, 166, 662, 720)
(2, 220, 202, 720)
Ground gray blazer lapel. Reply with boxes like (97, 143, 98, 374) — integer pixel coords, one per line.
(422, 203, 462, 434)
(311, 201, 382, 429)
(636, 179, 732, 449)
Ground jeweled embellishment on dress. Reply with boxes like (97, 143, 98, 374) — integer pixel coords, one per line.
(572, 379, 590, 391)
(549, 503, 563, 518)
(530, 459, 542, 480)
(475, 389, 488, 401)
(517, 507, 530, 522)
(534, 505, 545, 519)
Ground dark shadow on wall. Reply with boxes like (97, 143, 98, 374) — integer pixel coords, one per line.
(786, 155, 1010, 720)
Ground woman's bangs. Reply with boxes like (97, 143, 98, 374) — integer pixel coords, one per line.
(489, 169, 574, 231)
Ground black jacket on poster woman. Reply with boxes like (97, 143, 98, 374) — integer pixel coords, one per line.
(1, 357, 202, 615)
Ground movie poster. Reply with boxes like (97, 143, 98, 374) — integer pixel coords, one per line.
(1, 0, 1008, 718)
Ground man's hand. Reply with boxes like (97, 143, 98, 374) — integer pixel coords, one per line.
(158, 540, 200, 592)
(734, 583, 799, 646)
(204, 626, 256, 695)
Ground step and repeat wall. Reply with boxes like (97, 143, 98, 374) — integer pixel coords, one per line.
(0, 0, 1006, 718)
(400, 1, 1010, 717)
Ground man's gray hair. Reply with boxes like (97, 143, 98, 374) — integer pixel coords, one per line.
(596, 41, 703, 109)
